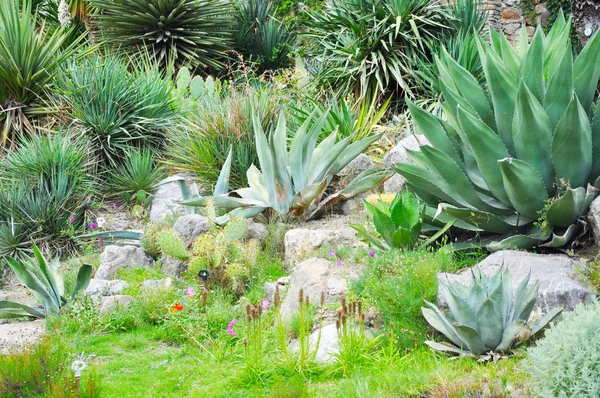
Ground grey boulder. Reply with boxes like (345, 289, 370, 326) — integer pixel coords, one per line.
(100, 295, 134, 313)
(85, 279, 130, 296)
(383, 134, 429, 193)
(95, 245, 153, 280)
(0, 320, 46, 355)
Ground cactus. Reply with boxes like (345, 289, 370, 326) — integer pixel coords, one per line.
(205, 197, 217, 229)
(223, 216, 247, 242)
(158, 231, 189, 260)
(205, 76, 215, 97)
(190, 76, 204, 99)
(176, 67, 191, 92)
(246, 239, 259, 268)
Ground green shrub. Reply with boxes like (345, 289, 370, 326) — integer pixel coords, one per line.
(394, 13, 600, 250)
(166, 84, 285, 189)
(58, 55, 177, 166)
(525, 301, 600, 397)
(234, 0, 296, 72)
(0, 0, 87, 142)
(91, 0, 234, 70)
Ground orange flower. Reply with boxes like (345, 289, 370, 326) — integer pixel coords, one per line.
(170, 303, 184, 313)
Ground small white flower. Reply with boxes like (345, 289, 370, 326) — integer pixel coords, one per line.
(96, 217, 106, 228)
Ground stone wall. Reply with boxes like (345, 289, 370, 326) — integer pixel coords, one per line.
(484, 0, 549, 44)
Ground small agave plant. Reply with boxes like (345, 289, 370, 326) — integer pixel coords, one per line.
(394, 12, 600, 250)
(180, 110, 391, 221)
(423, 267, 561, 357)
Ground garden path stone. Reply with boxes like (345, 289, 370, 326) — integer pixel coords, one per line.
(383, 134, 429, 193)
(100, 295, 134, 313)
(437, 250, 596, 313)
(0, 290, 38, 307)
(150, 173, 196, 221)
(280, 257, 361, 322)
(0, 320, 45, 355)
(85, 279, 129, 296)
(587, 195, 600, 245)
(96, 245, 153, 280)
(288, 323, 339, 363)
(284, 215, 365, 266)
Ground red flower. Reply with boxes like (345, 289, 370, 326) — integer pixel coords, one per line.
(170, 303, 184, 313)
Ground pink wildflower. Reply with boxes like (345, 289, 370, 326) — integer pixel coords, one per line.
(227, 319, 237, 337)
(186, 286, 195, 297)
(369, 251, 375, 258)
(262, 299, 270, 309)
(329, 249, 336, 257)
(337, 258, 343, 267)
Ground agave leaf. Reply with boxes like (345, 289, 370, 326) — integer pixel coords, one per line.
(497, 158, 549, 219)
(481, 51, 518, 154)
(514, 280, 539, 321)
(519, 29, 545, 104)
(0, 301, 44, 318)
(530, 307, 562, 336)
(440, 283, 477, 329)
(500, 268, 512, 327)
(486, 234, 542, 252)
(424, 340, 472, 356)
(573, 27, 600, 116)
(79, 230, 144, 241)
(546, 187, 586, 228)
(454, 323, 487, 354)
(509, 269, 530, 321)
(552, 93, 593, 189)
(420, 220, 454, 247)
(290, 180, 328, 210)
(442, 205, 526, 234)
(422, 302, 464, 348)
(592, 102, 600, 178)
(439, 49, 496, 131)
(182, 195, 265, 209)
(512, 81, 554, 192)
(540, 224, 580, 247)
(545, 41, 573, 133)
(6, 257, 55, 316)
(498, 32, 521, 78)
(32, 243, 60, 305)
(407, 99, 462, 165)
(214, 147, 232, 196)
(330, 133, 383, 176)
(393, 163, 463, 207)
(456, 107, 511, 205)
(72, 264, 92, 299)
(476, 298, 504, 350)
(439, 79, 478, 128)
(495, 319, 526, 352)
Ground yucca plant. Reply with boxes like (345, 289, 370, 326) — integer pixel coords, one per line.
(0, 0, 88, 145)
(352, 190, 453, 251)
(423, 267, 562, 356)
(304, 0, 452, 100)
(0, 243, 92, 318)
(234, 0, 295, 72)
(393, 13, 600, 250)
(58, 55, 177, 166)
(181, 111, 391, 220)
(91, 0, 234, 70)
(107, 148, 166, 204)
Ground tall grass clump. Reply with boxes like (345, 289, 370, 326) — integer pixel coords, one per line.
(58, 54, 177, 166)
(166, 84, 286, 189)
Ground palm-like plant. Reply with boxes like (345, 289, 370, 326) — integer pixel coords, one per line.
(394, 14, 600, 250)
(91, 0, 234, 70)
(0, 0, 87, 145)
(304, 0, 452, 99)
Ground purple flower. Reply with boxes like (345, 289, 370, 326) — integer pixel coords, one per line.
(227, 319, 237, 337)
(262, 299, 270, 309)
(88, 222, 97, 229)
(69, 214, 75, 223)
(337, 258, 343, 267)
(112, 203, 117, 210)
(329, 249, 336, 258)
(186, 286, 195, 297)
(369, 251, 375, 258)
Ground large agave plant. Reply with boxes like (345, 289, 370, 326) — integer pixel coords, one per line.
(181, 111, 392, 220)
(394, 13, 600, 250)
(0, 243, 92, 318)
(423, 267, 561, 356)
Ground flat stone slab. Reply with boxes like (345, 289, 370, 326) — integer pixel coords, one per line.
(0, 320, 45, 355)
(438, 250, 596, 313)
(85, 279, 129, 296)
(288, 323, 340, 363)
